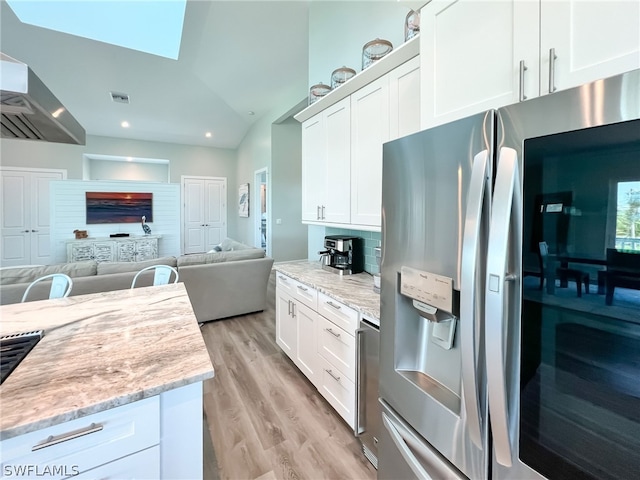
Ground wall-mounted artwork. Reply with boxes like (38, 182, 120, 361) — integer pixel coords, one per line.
(86, 192, 153, 224)
(238, 183, 249, 217)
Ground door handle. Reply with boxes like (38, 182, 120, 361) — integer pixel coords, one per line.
(321, 205, 326, 220)
(548, 48, 558, 93)
(460, 149, 490, 449)
(31, 230, 38, 232)
(287, 299, 292, 316)
(325, 369, 340, 382)
(485, 147, 522, 467)
(325, 327, 341, 338)
(381, 407, 466, 480)
(317, 205, 321, 220)
(356, 328, 366, 435)
(518, 60, 527, 102)
(32, 423, 103, 451)
(22, 230, 30, 233)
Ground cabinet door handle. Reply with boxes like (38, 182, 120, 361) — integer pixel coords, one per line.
(326, 301, 342, 310)
(317, 206, 321, 220)
(518, 60, 527, 102)
(325, 327, 341, 338)
(278, 275, 288, 282)
(321, 205, 326, 220)
(287, 299, 292, 316)
(22, 230, 30, 233)
(548, 48, 557, 93)
(297, 285, 308, 292)
(292, 302, 296, 318)
(325, 369, 341, 382)
(32, 422, 103, 451)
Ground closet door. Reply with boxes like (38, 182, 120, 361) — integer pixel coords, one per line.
(182, 176, 227, 254)
(0, 168, 64, 267)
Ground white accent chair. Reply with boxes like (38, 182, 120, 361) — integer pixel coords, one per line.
(131, 265, 179, 288)
(21, 273, 73, 303)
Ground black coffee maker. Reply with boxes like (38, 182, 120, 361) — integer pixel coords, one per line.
(319, 235, 364, 275)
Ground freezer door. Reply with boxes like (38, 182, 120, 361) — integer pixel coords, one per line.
(380, 110, 494, 479)
(378, 400, 466, 480)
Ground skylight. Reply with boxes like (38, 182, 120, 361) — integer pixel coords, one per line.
(6, 0, 186, 60)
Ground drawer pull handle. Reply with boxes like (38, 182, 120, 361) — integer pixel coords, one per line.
(325, 327, 341, 338)
(278, 275, 288, 281)
(326, 301, 342, 310)
(297, 285, 308, 292)
(325, 369, 341, 382)
(32, 422, 104, 451)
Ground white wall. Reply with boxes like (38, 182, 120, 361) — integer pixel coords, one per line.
(1, 134, 239, 238)
(271, 117, 308, 261)
(308, 1, 415, 91)
(50, 180, 180, 264)
(87, 159, 169, 182)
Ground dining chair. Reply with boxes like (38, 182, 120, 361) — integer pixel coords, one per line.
(538, 241, 589, 297)
(21, 273, 73, 303)
(131, 265, 179, 289)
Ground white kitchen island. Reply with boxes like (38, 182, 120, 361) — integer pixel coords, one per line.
(0, 283, 214, 479)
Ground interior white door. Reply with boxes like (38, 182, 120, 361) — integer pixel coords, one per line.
(204, 178, 225, 251)
(0, 168, 64, 267)
(182, 176, 227, 255)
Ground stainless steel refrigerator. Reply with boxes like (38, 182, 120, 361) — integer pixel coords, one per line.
(379, 68, 640, 480)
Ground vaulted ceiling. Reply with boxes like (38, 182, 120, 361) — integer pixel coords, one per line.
(0, 0, 310, 149)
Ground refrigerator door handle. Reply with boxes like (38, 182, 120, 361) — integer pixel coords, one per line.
(460, 149, 490, 449)
(356, 327, 366, 435)
(485, 147, 522, 467)
(382, 411, 466, 480)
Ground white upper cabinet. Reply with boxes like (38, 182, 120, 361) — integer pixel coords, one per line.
(323, 99, 352, 224)
(350, 76, 390, 227)
(301, 98, 351, 225)
(539, 0, 640, 95)
(301, 115, 326, 222)
(420, 0, 538, 129)
(421, 0, 640, 130)
(389, 56, 422, 141)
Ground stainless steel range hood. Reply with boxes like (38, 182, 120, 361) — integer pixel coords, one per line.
(1, 53, 85, 145)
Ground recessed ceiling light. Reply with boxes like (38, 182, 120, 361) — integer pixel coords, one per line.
(248, 111, 255, 116)
(121, 121, 130, 128)
(205, 132, 212, 138)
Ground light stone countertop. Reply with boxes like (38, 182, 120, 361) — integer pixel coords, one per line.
(274, 260, 380, 322)
(0, 283, 214, 440)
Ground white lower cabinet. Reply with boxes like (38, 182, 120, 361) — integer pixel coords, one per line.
(0, 383, 203, 480)
(73, 446, 160, 480)
(275, 273, 357, 429)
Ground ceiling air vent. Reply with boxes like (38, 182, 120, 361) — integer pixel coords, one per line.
(110, 91, 130, 104)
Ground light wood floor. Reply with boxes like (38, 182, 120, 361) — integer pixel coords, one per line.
(200, 270, 377, 480)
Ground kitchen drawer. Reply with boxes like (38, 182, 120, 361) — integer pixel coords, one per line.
(276, 273, 317, 309)
(318, 355, 355, 429)
(318, 292, 358, 334)
(317, 315, 356, 382)
(73, 445, 160, 479)
(0, 396, 159, 477)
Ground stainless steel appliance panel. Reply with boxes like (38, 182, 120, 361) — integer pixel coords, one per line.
(380, 111, 494, 479)
(488, 69, 640, 480)
(356, 317, 380, 468)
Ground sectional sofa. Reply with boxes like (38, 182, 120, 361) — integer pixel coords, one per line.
(0, 238, 274, 323)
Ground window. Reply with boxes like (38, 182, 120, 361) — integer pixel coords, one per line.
(616, 181, 640, 251)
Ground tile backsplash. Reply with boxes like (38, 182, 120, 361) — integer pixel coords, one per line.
(325, 228, 381, 274)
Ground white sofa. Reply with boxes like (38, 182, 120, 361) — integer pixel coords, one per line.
(0, 238, 274, 323)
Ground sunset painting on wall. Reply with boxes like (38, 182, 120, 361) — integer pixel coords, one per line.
(86, 192, 153, 224)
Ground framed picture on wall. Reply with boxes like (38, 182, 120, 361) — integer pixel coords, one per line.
(238, 183, 249, 217)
